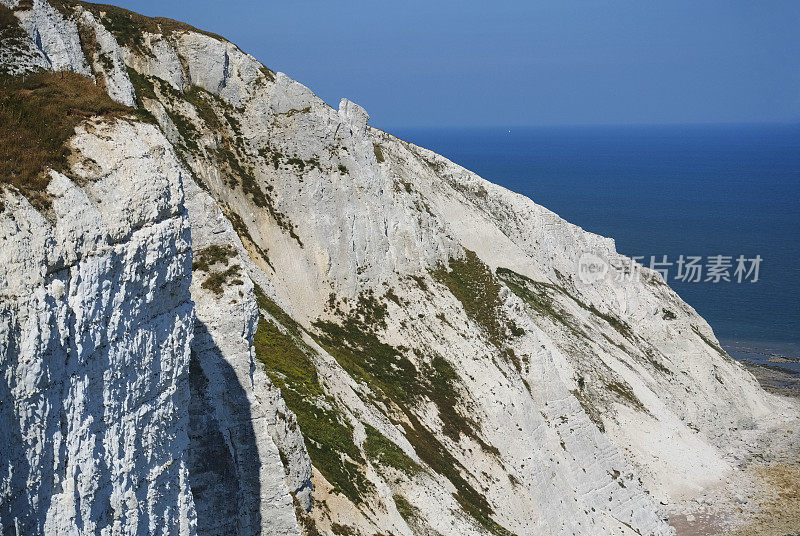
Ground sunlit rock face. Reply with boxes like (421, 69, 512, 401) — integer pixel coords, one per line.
(0, 120, 196, 534)
(0, 2, 797, 535)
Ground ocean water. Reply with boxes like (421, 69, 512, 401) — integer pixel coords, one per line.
(395, 124, 800, 368)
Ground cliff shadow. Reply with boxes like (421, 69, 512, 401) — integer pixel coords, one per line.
(188, 319, 262, 536)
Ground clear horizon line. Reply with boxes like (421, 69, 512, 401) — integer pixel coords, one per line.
(381, 119, 800, 131)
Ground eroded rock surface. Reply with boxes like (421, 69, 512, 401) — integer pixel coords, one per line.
(0, 120, 195, 534)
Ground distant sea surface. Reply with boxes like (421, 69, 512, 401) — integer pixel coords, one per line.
(395, 124, 800, 371)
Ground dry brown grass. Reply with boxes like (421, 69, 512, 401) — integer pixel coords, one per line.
(1, 4, 27, 44)
(0, 5, 17, 28)
(0, 71, 131, 209)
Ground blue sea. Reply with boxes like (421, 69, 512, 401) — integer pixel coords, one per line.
(396, 124, 800, 371)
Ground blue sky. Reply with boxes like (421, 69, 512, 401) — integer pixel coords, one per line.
(108, 0, 800, 129)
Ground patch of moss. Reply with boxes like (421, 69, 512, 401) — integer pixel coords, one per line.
(166, 106, 202, 152)
(224, 207, 273, 269)
(385, 288, 401, 306)
(589, 307, 633, 341)
(312, 315, 418, 407)
(424, 355, 465, 440)
(409, 274, 429, 292)
(281, 106, 311, 118)
(498, 267, 633, 341)
(285, 156, 321, 174)
(254, 316, 373, 504)
(255, 317, 321, 398)
(394, 179, 413, 194)
(97, 52, 115, 74)
(393, 494, 417, 522)
(259, 65, 276, 83)
(312, 294, 509, 532)
(126, 67, 158, 109)
(229, 152, 302, 244)
(0, 6, 31, 74)
(74, 17, 118, 86)
(448, 176, 489, 200)
(401, 414, 514, 536)
(691, 326, 732, 361)
(496, 267, 585, 336)
(363, 424, 421, 476)
(642, 347, 673, 375)
(605, 380, 646, 413)
(76, 22, 101, 74)
(184, 86, 223, 130)
(393, 494, 446, 536)
(330, 524, 356, 536)
(292, 493, 321, 536)
(570, 389, 606, 433)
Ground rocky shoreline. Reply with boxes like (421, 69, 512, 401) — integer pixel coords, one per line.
(741, 360, 800, 400)
(668, 360, 800, 536)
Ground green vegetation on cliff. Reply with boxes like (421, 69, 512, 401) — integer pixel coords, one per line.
(253, 309, 372, 504)
(312, 291, 514, 536)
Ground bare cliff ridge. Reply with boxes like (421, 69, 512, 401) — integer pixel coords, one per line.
(0, 1, 797, 535)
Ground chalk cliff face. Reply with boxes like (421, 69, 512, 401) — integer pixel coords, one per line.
(0, 119, 196, 534)
(0, 1, 797, 535)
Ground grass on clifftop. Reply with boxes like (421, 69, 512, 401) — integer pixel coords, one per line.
(49, 0, 225, 53)
(0, 72, 132, 209)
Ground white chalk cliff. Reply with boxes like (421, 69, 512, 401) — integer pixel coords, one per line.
(0, 1, 797, 535)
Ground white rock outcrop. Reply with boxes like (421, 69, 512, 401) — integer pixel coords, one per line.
(4, 0, 91, 75)
(183, 176, 310, 536)
(0, 120, 196, 534)
(77, 11, 136, 106)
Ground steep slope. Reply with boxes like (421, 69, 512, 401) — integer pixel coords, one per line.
(0, 116, 196, 533)
(1, 1, 797, 535)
